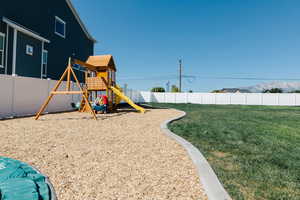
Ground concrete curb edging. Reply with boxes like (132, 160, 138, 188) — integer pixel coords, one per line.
(160, 109, 232, 200)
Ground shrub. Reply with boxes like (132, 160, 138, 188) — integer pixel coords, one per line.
(151, 87, 165, 92)
(171, 85, 180, 93)
(263, 88, 283, 93)
(290, 90, 300, 93)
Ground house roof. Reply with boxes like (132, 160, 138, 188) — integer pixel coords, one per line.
(65, 0, 97, 43)
(3, 17, 50, 43)
(86, 55, 116, 71)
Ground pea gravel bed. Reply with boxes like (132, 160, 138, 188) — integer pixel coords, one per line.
(0, 109, 207, 200)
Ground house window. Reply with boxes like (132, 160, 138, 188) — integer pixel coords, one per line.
(0, 33, 5, 68)
(26, 45, 33, 56)
(42, 50, 48, 77)
(55, 16, 66, 38)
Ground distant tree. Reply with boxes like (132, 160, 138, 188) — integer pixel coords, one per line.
(151, 87, 165, 92)
(289, 90, 300, 93)
(263, 88, 283, 93)
(211, 90, 223, 93)
(171, 85, 180, 93)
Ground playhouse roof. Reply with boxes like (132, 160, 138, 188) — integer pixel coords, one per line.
(86, 55, 116, 71)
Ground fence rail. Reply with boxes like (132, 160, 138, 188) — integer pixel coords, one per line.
(0, 75, 80, 119)
(1, 75, 300, 119)
(135, 92, 300, 106)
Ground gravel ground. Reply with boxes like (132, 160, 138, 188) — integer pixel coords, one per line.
(0, 109, 207, 200)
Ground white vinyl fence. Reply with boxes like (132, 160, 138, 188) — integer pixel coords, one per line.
(1, 74, 300, 119)
(0, 75, 81, 119)
(122, 88, 144, 104)
(137, 92, 300, 106)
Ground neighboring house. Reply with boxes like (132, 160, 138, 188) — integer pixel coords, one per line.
(221, 88, 251, 93)
(212, 88, 251, 93)
(0, 0, 96, 81)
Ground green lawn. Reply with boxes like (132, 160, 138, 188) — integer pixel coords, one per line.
(150, 103, 300, 200)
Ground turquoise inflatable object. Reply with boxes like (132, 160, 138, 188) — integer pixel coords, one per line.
(0, 157, 55, 200)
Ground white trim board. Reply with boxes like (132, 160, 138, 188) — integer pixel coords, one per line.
(41, 49, 48, 79)
(0, 32, 6, 68)
(3, 17, 50, 43)
(55, 16, 66, 38)
(5, 24, 9, 74)
(0, 32, 5, 68)
(41, 42, 45, 79)
(12, 29, 17, 76)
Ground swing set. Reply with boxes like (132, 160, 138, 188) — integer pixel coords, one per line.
(35, 55, 145, 120)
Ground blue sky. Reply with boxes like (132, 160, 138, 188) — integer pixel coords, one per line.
(71, 0, 300, 92)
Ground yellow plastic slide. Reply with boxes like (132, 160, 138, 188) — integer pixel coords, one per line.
(110, 86, 146, 113)
(114, 85, 123, 105)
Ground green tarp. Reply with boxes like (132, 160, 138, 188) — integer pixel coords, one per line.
(0, 157, 52, 200)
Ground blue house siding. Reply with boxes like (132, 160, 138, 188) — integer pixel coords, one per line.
(0, 0, 95, 81)
(6, 27, 14, 75)
(16, 32, 42, 78)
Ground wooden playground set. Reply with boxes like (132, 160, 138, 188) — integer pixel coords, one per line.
(35, 55, 145, 120)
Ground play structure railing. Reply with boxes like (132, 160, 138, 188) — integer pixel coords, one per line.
(85, 77, 107, 91)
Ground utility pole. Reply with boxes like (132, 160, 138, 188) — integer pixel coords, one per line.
(166, 81, 170, 92)
(123, 83, 128, 94)
(179, 59, 182, 92)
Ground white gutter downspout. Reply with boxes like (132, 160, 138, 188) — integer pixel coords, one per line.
(12, 29, 17, 76)
(5, 25, 9, 74)
(41, 41, 44, 79)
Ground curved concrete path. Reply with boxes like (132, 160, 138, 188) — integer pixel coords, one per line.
(160, 109, 232, 200)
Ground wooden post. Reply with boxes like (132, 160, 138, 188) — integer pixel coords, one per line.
(67, 69, 71, 91)
(101, 77, 109, 89)
(70, 65, 97, 120)
(35, 66, 69, 120)
(35, 57, 97, 120)
(66, 58, 71, 91)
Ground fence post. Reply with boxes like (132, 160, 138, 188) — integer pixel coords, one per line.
(214, 93, 217, 104)
(138, 91, 141, 103)
(186, 93, 188, 104)
(200, 93, 203, 104)
(174, 93, 177, 103)
(126, 91, 300, 106)
(149, 92, 152, 103)
(11, 76, 16, 117)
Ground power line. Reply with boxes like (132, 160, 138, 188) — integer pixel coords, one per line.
(194, 76, 300, 81)
(166, 81, 170, 92)
(179, 59, 182, 92)
(119, 74, 300, 81)
(118, 75, 177, 81)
